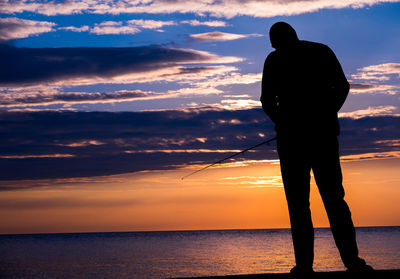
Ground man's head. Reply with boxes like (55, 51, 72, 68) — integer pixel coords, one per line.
(269, 22, 299, 50)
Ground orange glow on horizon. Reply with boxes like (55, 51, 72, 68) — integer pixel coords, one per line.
(0, 157, 399, 235)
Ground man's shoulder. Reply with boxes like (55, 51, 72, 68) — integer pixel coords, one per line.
(300, 40, 332, 52)
(265, 50, 279, 63)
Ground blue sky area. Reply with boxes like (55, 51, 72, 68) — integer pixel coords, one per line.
(1, 0, 399, 113)
(0, 0, 400, 185)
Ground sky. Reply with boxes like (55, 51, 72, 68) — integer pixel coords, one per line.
(0, 0, 399, 234)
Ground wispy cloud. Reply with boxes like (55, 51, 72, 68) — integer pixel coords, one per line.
(0, 154, 75, 159)
(57, 140, 105, 147)
(351, 63, 400, 81)
(0, 88, 156, 107)
(341, 151, 400, 161)
(349, 62, 400, 97)
(0, 109, 277, 182)
(90, 21, 141, 35)
(0, 71, 263, 108)
(0, 44, 263, 109)
(189, 72, 262, 87)
(0, 109, 398, 186)
(374, 139, 400, 147)
(2, 0, 398, 18)
(0, 45, 242, 87)
(1, 0, 91, 16)
(0, 17, 55, 41)
(350, 83, 398, 95)
(182, 98, 262, 111)
(219, 99, 261, 110)
(58, 25, 90, 32)
(60, 19, 176, 35)
(125, 149, 243, 154)
(339, 105, 398, 119)
(218, 176, 283, 187)
(190, 31, 262, 42)
(181, 20, 228, 27)
(127, 19, 176, 29)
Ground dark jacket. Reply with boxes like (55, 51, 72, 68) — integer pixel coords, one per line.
(260, 40, 349, 136)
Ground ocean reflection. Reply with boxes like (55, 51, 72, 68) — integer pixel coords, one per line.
(0, 227, 399, 278)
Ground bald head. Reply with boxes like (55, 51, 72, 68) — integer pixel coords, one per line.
(269, 22, 299, 50)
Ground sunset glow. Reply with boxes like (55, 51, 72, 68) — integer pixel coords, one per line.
(0, 155, 399, 234)
(1, 0, 399, 235)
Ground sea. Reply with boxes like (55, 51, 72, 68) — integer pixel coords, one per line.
(0, 226, 399, 279)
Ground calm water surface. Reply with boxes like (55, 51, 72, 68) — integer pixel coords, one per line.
(0, 227, 399, 278)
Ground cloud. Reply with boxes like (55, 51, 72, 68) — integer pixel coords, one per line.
(60, 19, 177, 35)
(208, 99, 262, 110)
(125, 149, 243, 154)
(189, 72, 262, 88)
(189, 31, 262, 42)
(59, 25, 90, 32)
(351, 63, 400, 81)
(0, 45, 242, 87)
(350, 83, 398, 95)
(374, 139, 400, 147)
(127, 19, 176, 29)
(0, 88, 154, 107)
(1, 0, 91, 15)
(0, 69, 263, 108)
(0, 68, 254, 108)
(217, 176, 283, 187)
(0, 109, 399, 188)
(0, 108, 277, 183)
(2, 0, 398, 18)
(0, 17, 55, 41)
(340, 151, 400, 162)
(90, 21, 141, 35)
(181, 20, 228, 27)
(0, 154, 75, 159)
(6, 107, 77, 112)
(58, 140, 105, 147)
(339, 114, 400, 156)
(338, 105, 398, 119)
(349, 62, 400, 97)
(0, 87, 223, 108)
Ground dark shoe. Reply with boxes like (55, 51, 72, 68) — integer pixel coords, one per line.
(290, 265, 314, 277)
(346, 263, 374, 273)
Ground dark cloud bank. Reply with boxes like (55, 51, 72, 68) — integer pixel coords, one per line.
(0, 44, 222, 86)
(0, 109, 399, 189)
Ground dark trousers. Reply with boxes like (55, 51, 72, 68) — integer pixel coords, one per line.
(277, 134, 363, 269)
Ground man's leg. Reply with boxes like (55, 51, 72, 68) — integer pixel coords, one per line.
(312, 136, 366, 269)
(277, 137, 314, 270)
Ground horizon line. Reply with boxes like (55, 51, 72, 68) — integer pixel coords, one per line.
(1, 225, 398, 237)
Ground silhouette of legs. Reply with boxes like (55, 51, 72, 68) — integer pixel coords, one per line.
(277, 136, 314, 269)
(311, 136, 366, 269)
(277, 134, 365, 270)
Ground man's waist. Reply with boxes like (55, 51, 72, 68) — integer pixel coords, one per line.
(275, 116, 340, 136)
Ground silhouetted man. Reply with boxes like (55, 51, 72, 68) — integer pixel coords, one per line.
(260, 22, 373, 275)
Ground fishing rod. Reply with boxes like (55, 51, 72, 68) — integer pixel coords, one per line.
(181, 136, 277, 180)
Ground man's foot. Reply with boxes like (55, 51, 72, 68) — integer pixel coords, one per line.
(290, 265, 314, 277)
(346, 262, 374, 274)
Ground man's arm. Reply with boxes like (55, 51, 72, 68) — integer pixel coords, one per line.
(260, 55, 279, 124)
(326, 47, 350, 112)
